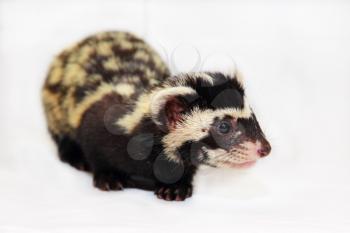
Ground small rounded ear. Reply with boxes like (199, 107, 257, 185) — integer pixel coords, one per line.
(150, 86, 198, 132)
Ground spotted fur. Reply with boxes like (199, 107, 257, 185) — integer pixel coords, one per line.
(43, 31, 169, 137)
(42, 31, 271, 201)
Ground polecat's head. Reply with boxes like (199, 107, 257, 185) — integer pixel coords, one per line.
(150, 71, 271, 168)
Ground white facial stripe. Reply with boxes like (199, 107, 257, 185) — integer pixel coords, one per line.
(162, 108, 211, 162)
(162, 102, 252, 161)
(203, 147, 250, 166)
(203, 141, 261, 167)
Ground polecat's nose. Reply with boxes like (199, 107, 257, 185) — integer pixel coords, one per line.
(257, 142, 271, 157)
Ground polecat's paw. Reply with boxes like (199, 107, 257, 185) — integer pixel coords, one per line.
(93, 172, 124, 191)
(155, 184, 193, 201)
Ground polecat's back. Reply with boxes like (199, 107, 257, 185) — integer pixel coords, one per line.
(42, 31, 169, 138)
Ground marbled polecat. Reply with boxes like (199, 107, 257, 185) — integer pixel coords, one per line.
(42, 31, 271, 201)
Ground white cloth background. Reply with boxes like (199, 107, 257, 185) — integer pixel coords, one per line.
(1, 0, 349, 232)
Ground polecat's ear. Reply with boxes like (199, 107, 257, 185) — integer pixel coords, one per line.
(150, 86, 198, 131)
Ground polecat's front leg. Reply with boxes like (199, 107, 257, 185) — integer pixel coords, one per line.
(155, 182, 193, 201)
(153, 155, 197, 201)
(93, 170, 127, 191)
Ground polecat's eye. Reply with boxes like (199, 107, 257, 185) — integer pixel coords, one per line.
(218, 122, 231, 134)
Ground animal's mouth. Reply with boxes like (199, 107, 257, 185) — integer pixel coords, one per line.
(222, 160, 257, 169)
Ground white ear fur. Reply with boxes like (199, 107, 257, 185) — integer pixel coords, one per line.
(233, 69, 245, 88)
(150, 86, 197, 127)
(221, 66, 245, 88)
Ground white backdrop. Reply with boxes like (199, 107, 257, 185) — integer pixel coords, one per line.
(1, 0, 350, 232)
